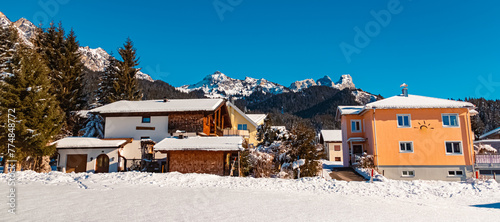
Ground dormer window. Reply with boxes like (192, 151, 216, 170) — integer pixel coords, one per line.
(142, 116, 151, 123)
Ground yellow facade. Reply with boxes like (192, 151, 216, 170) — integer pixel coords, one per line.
(225, 103, 263, 147)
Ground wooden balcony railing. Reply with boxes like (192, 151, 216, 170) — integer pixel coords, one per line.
(223, 129, 250, 137)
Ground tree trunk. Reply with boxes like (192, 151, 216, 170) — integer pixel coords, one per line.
(40, 156, 51, 173)
(15, 161, 21, 171)
(2, 159, 8, 173)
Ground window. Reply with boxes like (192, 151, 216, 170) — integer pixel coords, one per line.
(399, 142, 413, 153)
(238, 124, 247, 130)
(448, 170, 463, 176)
(141, 136, 150, 140)
(397, 114, 411, 128)
(334, 145, 341, 151)
(142, 116, 151, 123)
(445, 142, 462, 155)
(335, 157, 341, 162)
(351, 120, 362, 133)
(402, 170, 415, 177)
(442, 114, 459, 127)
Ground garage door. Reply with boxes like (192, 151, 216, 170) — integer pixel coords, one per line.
(66, 154, 87, 173)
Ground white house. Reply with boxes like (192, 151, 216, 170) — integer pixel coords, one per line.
(319, 130, 343, 163)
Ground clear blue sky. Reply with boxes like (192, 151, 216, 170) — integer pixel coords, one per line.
(2, 0, 500, 99)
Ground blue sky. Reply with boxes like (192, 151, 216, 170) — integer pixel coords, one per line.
(2, 0, 500, 99)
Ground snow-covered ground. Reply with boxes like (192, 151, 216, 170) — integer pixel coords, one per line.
(1, 171, 499, 222)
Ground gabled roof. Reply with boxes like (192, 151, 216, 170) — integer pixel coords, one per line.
(90, 99, 224, 114)
(365, 94, 475, 109)
(320, 130, 342, 142)
(479, 127, 500, 140)
(337, 106, 364, 115)
(154, 136, 243, 151)
(246, 114, 267, 125)
(53, 137, 128, 148)
(226, 102, 258, 127)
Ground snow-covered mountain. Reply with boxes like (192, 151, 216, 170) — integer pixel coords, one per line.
(290, 75, 356, 92)
(177, 71, 289, 98)
(0, 11, 153, 82)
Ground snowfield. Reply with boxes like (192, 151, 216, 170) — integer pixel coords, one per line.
(1, 171, 500, 222)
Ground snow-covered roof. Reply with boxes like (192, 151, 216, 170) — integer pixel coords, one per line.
(320, 130, 342, 142)
(246, 114, 267, 125)
(226, 102, 258, 127)
(479, 127, 500, 140)
(337, 106, 364, 115)
(53, 137, 128, 148)
(90, 99, 224, 114)
(365, 94, 475, 109)
(154, 136, 243, 151)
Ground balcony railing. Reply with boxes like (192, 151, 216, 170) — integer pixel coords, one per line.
(476, 155, 500, 164)
(223, 129, 250, 137)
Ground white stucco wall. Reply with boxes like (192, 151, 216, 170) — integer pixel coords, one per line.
(104, 116, 169, 142)
(57, 148, 120, 173)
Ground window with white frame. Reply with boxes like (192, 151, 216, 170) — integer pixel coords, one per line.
(442, 114, 459, 127)
(351, 120, 362, 133)
(397, 114, 411, 128)
(448, 170, 463, 176)
(400, 142, 413, 153)
(445, 142, 462, 154)
(238, 124, 247, 130)
(402, 170, 415, 177)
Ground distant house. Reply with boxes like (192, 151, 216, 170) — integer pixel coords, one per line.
(225, 102, 267, 147)
(154, 136, 243, 176)
(337, 86, 477, 181)
(474, 127, 500, 181)
(54, 98, 236, 174)
(319, 130, 343, 163)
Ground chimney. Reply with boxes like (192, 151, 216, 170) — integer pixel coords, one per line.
(400, 83, 408, 97)
(163, 97, 168, 102)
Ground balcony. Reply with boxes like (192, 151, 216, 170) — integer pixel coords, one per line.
(223, 129, 250, 137)
(475, 155, 500, 168)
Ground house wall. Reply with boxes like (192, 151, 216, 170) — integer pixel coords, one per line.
(168, 151, 225, 175)
(227, 106, 259, 146)
(57, 148, 120, 173)
(378, 165, 473, 181)
(373, 108, 474, 167)
(104, 116, 169, 142)
(325, 142, 343, 162)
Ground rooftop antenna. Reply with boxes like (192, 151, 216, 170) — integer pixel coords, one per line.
(400, 83, 408, 97)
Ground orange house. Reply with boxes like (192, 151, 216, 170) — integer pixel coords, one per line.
(336, 88, 476, 181)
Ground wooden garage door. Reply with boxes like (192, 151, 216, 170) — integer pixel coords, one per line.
(168, 151, 224, 175)
(66, 154, 87, 173)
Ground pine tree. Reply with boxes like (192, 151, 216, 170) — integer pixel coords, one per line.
(279, 122, 323, 178)
(34, 22, 85, 135)
(96, 55, 119, 106)
(79, 113, 104, 138)
(256, 115, 279, 147)
(1, 46, 64, 172)
(110, 37, 142, 102)
(0, 24, 18, 75)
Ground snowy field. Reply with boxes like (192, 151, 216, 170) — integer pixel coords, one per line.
(1, 171, 500, 222)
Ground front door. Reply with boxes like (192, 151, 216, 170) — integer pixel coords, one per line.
(95, 154, 109, 173)
(351, 144, 363, 166)
(66, 154, 87, 173)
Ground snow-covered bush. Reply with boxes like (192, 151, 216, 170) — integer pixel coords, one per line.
(357, 152, 374, 168)
(475, 144, 498, 155)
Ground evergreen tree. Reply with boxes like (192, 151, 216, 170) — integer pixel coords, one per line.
(96, 55, 119, 106)
(279, 122, 323, 178)
(0, 24, 18, 75)
(110, 37, 142, 102)
(79, 113, 104, 138)
(34, 22, 85, 135)
(256, 115, 279, 147)
(1, 46, 63, 172)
